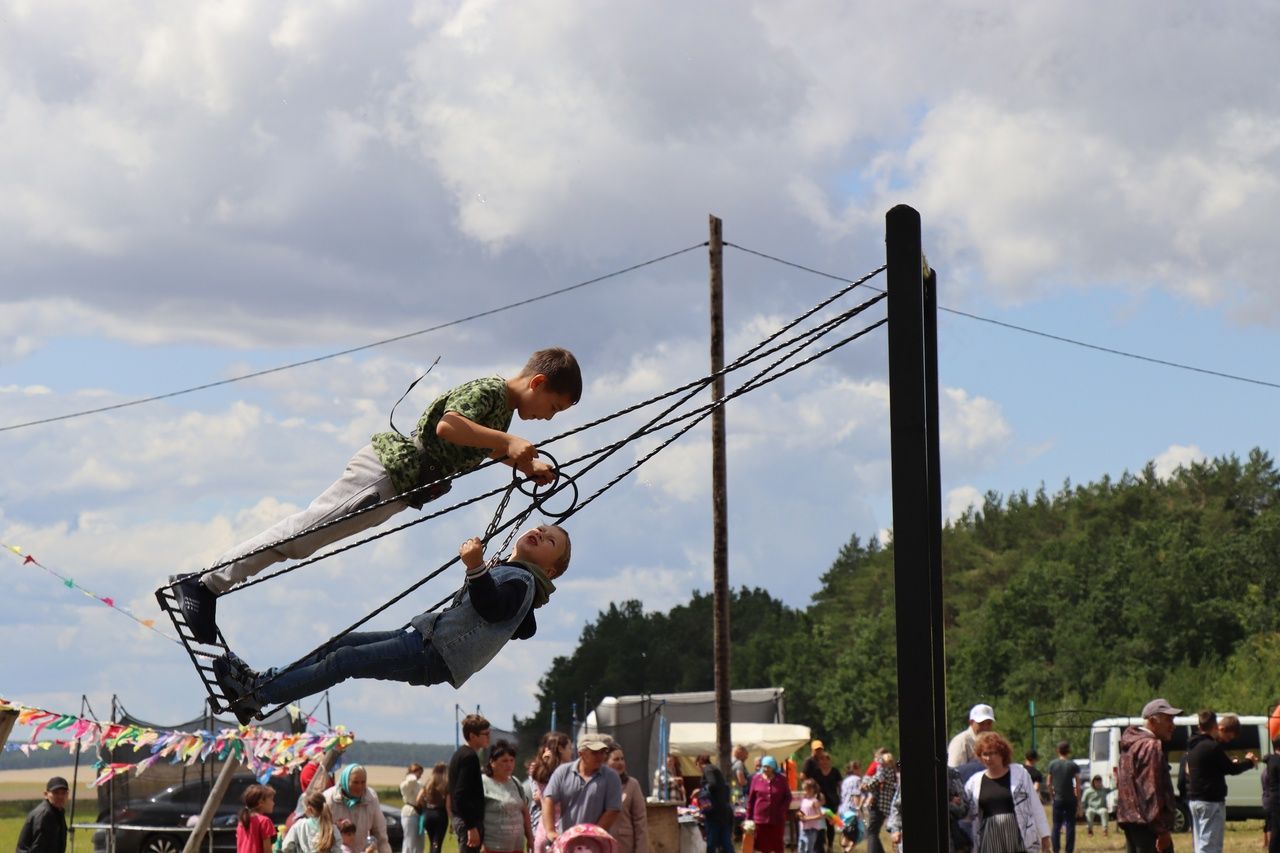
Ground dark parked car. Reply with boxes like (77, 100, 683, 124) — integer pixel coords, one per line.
(92, 773, 403, 853)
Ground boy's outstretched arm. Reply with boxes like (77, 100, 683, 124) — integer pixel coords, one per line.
(457, 537, 538, 638)
(436, 412, 554, 484)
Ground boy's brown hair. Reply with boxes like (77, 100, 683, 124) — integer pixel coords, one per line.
(553, 525, 572, 573)
(461, 713, 490, 739)
(519, 348, 582, 404)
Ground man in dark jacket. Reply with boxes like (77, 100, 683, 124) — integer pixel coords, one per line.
(1178, 711, 1257, 852)
(16, 776, 69, 853)
(695, 755, 735, 853)
(1116, 698, 1181, 853)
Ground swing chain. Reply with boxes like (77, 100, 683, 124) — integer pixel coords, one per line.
(482, 451, 573, 568)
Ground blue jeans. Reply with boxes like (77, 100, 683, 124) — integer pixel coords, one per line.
(1052, 799, 1076, 853)
(705, 819, 734, 853)
(798, 828, 822, 853)
(1188, 800, 1224, 853)
(257, 627, 449, 704)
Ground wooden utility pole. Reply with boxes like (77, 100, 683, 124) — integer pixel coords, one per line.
(709, 214, 732, 773)
(180, 756, 242, 853)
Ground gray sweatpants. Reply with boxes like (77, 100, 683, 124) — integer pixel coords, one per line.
(204, 444, 408, 592)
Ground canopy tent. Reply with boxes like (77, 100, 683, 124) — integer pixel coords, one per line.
(583, 688, 788, 796)
(666, 722, 812, 775)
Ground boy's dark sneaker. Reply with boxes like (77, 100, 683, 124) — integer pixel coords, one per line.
(212, 653, 262, 726)
(171, 573, 218, 644)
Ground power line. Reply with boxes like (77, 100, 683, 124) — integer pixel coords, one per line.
(725, 242, 1280, 392)
(937, 307, 1280, 391)
(0, 242, 709, 433)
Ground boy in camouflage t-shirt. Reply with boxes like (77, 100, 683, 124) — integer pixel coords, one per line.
(169, 347, 581, 644)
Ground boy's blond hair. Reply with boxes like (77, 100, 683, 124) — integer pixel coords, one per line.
(519, 348, 582, 404)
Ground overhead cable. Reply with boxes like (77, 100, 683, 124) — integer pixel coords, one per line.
(0, 242, 709, 433)
(725, 242, 1280, 392)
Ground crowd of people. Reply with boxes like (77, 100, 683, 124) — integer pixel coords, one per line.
(281, 705, 1280, 853)
(26, 696, 1280, 853)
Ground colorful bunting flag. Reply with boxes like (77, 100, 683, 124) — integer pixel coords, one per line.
(2, 542, 180, 645)
(0, 697, 354, 786)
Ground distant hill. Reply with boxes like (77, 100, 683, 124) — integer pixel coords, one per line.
(343, 741, 456, 768)
(0, 740, 456, 772)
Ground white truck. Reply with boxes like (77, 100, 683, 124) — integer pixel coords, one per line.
(1088, 714, 1271, 832)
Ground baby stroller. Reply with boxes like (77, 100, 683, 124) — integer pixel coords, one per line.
(552, 824, 618, 853)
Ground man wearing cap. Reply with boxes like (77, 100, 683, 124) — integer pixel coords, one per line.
(801, 740, 841, 853)
(1117, 698, 1182, 852)
(542, 733, 622, 841)
(947, 704, 996, 767)
(16, 776, 69, 853)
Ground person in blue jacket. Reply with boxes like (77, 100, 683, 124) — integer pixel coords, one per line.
(213, 524, 570, 724)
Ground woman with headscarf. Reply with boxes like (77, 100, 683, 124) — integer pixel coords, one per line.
(324, 765, 392, 853)
(746, 756, 791, 853)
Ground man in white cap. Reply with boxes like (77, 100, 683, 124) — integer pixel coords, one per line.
(542, 732, 622, 842)
(947, 703, 996, 767)
(1116, 698, 1182, 852)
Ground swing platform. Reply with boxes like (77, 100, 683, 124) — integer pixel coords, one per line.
(154, 584, 252, 720)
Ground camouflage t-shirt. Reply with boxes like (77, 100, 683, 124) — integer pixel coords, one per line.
(371, 375, 513, 505)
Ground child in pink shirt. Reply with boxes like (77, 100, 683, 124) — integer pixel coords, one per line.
(797, 779, 824, 853)
(236, 785, 277, 853)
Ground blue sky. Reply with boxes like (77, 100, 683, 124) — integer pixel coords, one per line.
(3, 0, 1279, 746)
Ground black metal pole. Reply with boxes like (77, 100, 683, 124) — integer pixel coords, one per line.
(923, 268, 948, 763)
(885, 205, 947, 847)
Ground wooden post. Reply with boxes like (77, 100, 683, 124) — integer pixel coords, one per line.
(885, 205, 947, 847)
(180, 756, 242, 853)
(709, 213, 732, 773)
(0, 709, 18, 754)
(309, 746, 344, 794)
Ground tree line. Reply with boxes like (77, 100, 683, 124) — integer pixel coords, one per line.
(518, 449, 1280, 761)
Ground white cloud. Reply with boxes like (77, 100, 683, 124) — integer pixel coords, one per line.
(1152, 444, 1206, 480)
(560, 564, 700, 621)
(944, 485, 983, 524)
(940, 387, 1013, 468)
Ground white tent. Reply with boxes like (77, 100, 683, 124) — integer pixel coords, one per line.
(666, 722, 812, 774)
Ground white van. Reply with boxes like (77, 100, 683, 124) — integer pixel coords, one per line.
(1088, 714, 1271, 832)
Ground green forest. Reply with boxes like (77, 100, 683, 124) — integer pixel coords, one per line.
(517, 449, 1280, 761)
